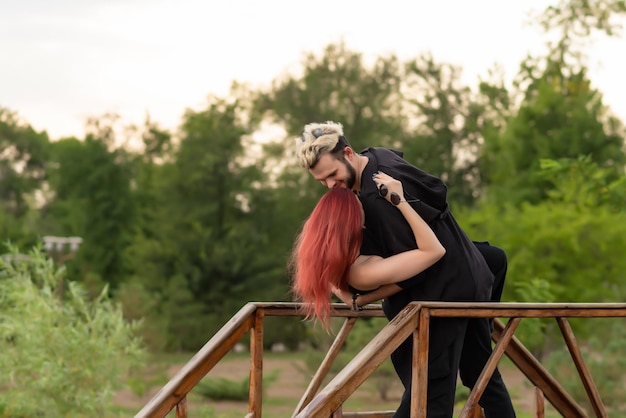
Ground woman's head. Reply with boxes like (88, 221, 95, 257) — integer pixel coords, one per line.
(290, 187, 364, 329)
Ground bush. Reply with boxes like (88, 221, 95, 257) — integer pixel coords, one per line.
(194, 369, 280, 401)
(0, 247, 145, 417)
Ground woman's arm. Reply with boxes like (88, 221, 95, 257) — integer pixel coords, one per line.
(332, 284, 402, 308)
(349, 172, 446, 291)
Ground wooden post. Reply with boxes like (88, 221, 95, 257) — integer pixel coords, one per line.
(412, 308, 430, 418)
(175, 396, 187, 418)
(249, 309, 265, 417)
(534, 387, 545, 418)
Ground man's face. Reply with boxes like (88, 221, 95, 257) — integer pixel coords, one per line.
(309, 152, 357, 190)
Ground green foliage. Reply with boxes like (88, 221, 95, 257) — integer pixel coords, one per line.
(460, 157, 626, 356)
(0, 108, 50, 218)
(0, 247, 145, 417)
(43, 123, 137, 289)
(536, 0, 626, 57)
(481, 70, 625, 204)
(402, 53, 485, 206)
(0, 209, 27, 251)
(123, 94, 293, 351)
(194, 369, 280, 401)
(539, 156, 626, 210)
(464, 199, 626, 304)
(478, 0, 626, 205)
(257, 41, 405, 150)
(114, 279, 169, 352)
(261, 317, 308, 351)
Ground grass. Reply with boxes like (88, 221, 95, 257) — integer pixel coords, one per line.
(118, 351, 564, 417)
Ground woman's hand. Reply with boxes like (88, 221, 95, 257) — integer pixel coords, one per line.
(331, 285, 353, 306)
(372, 171, 404, 205)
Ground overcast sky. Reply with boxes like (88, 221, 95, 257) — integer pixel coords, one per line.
(1, 0, 625, 139)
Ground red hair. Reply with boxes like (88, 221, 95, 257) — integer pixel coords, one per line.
(290, 188, 363, 330)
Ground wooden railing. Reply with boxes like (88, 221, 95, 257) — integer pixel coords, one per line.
(135, 302, 626, 418)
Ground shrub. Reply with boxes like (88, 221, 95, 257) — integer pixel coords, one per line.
(0, 247, 145, 417)
(193, 368, 280, 401)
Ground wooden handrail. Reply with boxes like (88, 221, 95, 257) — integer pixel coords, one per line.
(135, 302, 626, 418)
(137, 302, 258, 417)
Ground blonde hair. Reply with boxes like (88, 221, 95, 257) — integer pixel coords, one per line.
(295, 121, 346, 169)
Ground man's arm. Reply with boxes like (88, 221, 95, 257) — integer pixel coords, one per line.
(332, 284, 403, 310)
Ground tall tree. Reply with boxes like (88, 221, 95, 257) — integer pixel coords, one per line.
(125, 94, 294, 349)
(258, 41, 406, 150)
(0, 108, 50, 248)
(402, 53, 487, 206)
(479, 0, 626, 204)
(255, 41, 408, 236)
(44, 115, 136, 289)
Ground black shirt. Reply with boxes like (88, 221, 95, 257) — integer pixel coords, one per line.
(358, 147, 493, 306)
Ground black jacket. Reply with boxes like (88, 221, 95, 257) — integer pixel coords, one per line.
(359, 147, 493, 311)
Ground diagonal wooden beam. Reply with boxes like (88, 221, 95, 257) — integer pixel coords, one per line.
(460, 317, 521, 417)
(556, 317, 607, 418)
(492, 319, 586, 417)
(293, 317, 357, 417)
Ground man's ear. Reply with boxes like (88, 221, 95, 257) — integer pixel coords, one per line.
(344, 146, 355, 159)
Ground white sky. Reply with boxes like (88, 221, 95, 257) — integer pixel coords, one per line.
(1, 0, 625, 140)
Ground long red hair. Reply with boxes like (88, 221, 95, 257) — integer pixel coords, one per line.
(290, 187, 363, 330)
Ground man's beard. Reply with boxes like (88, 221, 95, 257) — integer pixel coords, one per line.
(344, 158, 357, 190)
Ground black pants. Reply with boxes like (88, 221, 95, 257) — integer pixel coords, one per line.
(388, 317, 467, 418)
(386, 243, 515, 418)
(461, 243, 516, 418)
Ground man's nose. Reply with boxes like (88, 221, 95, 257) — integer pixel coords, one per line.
(326, 179, 336, 189)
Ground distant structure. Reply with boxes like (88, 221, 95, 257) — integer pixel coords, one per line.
(43, 235, 83, 263)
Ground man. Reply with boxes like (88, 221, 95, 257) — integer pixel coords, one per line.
(295, 121, 515, 418)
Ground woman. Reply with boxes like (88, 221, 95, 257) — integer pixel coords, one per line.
(290, 171, 445, 330)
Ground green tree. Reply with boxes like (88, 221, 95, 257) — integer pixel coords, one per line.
(43, 120, 136, 289)
(258, 41, 405, 149)
(255, 41, 408, 251)
(0, 108, 50, 249)
(402, 53, 487, 206)
(0, 108, 50, 217)
(479, 0, 626, 204)
(481, 68, 625, 204)
(460, 158, 626, 355)
(130, 117, 173, 236)
(126, 94, 293, 350)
